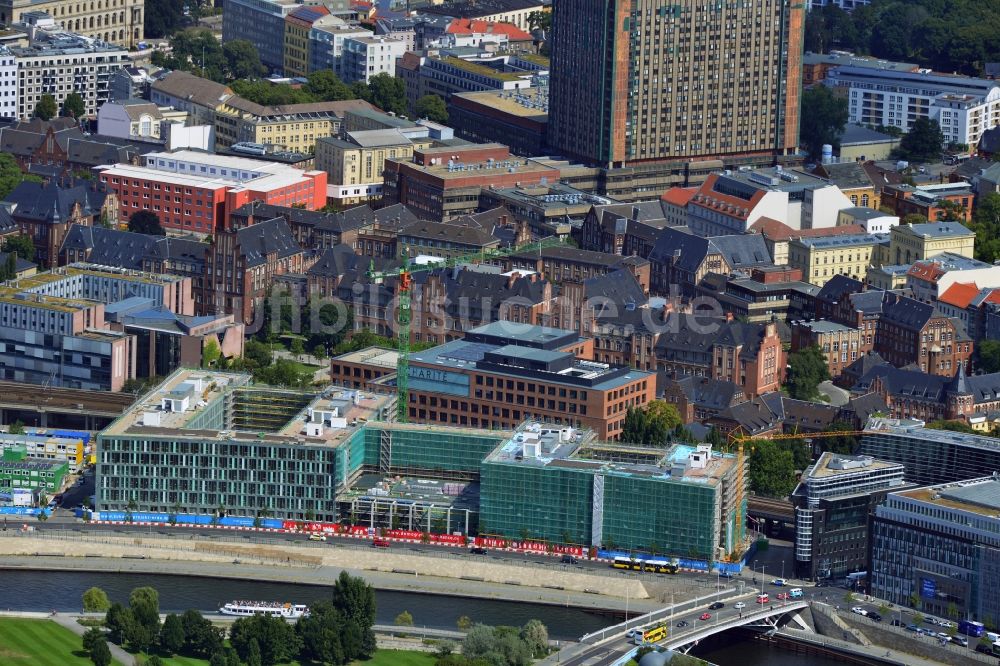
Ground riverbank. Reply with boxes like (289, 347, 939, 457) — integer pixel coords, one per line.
(0, 527, 674, 615)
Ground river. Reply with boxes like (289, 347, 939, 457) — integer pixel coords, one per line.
(0, 570, 848, 664)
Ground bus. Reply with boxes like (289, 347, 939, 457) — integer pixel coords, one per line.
(959, 620, 985, 637)
(612, 557, 643, 571)
(633, 625, 667, 645)
(643, 559, 679, 574)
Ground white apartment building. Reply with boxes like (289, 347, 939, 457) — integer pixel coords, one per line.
(341, 36, 407, 84)
(309, 23, 373, 79)
(827, 67, 1000, 148)
(0, 47, 17, 118)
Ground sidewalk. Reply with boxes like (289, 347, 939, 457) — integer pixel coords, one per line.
(47, 613, 136, 666)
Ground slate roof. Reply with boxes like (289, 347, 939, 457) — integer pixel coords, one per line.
(881, 296, 935, 331)
(707, 233, 771, 268)
(842, 351, 888, 382)
(853, 365, 949, 400)
(668, 375, 743, 410)
(647, 226, 711, 273)
(0, 119, 83, 157)
(584, 269, 646, 315)
(307, 244, 399, 278)
(839, 392, 888, 425)
(814, 274, 864, 304)
(4, 180, 107, 224)
(0, 251, 35, 274)
(511, 245, 623, 267)
(152, 71, 234, 108)
(838, 124, 899, 145)
(963, 374, 1000, 403)
(655, 314, 778, 363)
(979, 127, 1000, 155)
(398, 218, 502, 248)
(714, 398, 781, 435)
(60, 224, 208, 269)
(235, 217, 301, 268)
(781, 398, 840, 431)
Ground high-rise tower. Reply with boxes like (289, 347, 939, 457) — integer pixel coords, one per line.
(547, 0, 804, 169)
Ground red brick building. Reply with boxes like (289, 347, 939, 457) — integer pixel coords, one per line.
(98, 151, 327, 235)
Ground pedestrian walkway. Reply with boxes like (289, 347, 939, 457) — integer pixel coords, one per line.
(48, 613, 135, 666)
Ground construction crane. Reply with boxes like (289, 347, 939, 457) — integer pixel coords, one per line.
(725, 427, 867, 559)
(367, 235, 566, 422)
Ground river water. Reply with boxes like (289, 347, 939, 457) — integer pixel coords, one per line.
(0, 570, 847, 664)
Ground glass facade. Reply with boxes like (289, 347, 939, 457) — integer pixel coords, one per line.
(480, 458, 730, 558)
(860, 430, 1000, 485)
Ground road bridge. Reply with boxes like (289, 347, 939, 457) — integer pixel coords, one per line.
(0, 380, 135, 430)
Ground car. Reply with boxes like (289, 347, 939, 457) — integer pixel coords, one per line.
(771, 578, 787, 586)
(699, 613, 711, 621)
(625, 629, 639, 639)
(308, 534, 326, 542)
(977, 643, 994, 654)
(851, 607, 867, 616)
(937, 632, 951, 642)
(733, 602, 746, 610)
(939, 620, 955, 629)
(676, 620, 689, 628)
(720, 571, 734, 578)
(756, 594, 769, 604)
(371, 538, 390, 548)
(560, 555, 578, 564)
(708, 602, 724, 610)
(469, 546, 488, 555)
(890, 619, 903, 627)
(776, 593, 790, 600)
(868, 613, 882, 622)
(924, 616, 938, 625)
(952, 636, 968, 647)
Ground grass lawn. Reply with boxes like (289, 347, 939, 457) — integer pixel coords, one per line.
(0, 618, 121, 666)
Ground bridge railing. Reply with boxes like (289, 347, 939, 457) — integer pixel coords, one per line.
(663, 601, 808, 649)
(579, 584, 746, 644)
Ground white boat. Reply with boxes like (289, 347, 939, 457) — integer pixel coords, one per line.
(218, 601, 309, 618)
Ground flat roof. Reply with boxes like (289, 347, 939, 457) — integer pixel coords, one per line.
(794, 233, 889, 249)
(807, 452, 903, 479)
(452, 88, 548, 119)
(485, 422, 734, 486)
(898, 478, 1000, 517)
(797, 320, 858, 334)
(333, 346, 400, 370)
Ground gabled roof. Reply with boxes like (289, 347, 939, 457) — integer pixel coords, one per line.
(815, 274, 865, 303)
(445, 18, 532, 40)
(714, 397, 781, 435)
(584, 269, 645, 312)
(881, 296, 935, 331)
(669, 375, 743, 410)
(235, 217, 301, 268)
(151, 71, 234, 108)
(706, 233, 771, 268)
(660, 186, 697, 208)
(647, 226, 710, 273)
(750, 216, 867, 242)
(979, 126, 1000, 154)
(307, 244, 399, 278)
(398, 218, 502, 248)
(812, 161, 875, 190)
(854, 364, 949, 401)
(4, 180, 107, 224)
(60, 224, 158, 269)
(938, 282, 981, 309)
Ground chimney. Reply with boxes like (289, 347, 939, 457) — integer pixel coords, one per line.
(507, 271, 520, 288)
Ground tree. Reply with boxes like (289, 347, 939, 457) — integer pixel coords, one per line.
(289, 337, 306, 357)
(927, 419, 977, 434)
(82, 586, 111, 613)
(799, 85, 849, 158)
(898, 117, 945, 162)
(748, 440, 796, 498)
(144, 0, 185, 38)
(526, 10, 551, 32)
(908, 592, 920, 609)
(60, 92, 86, 119)
(520, 620, 548, 658)
(8, 420, 25, 435)
(209, 653, 228, 666)
(364, 73, 407, 116)
(296, 601, 346, 665)
(128, 210, 166, 236)
(104, 603, 132, 644)
(159, 613, 185, 655)
(304, 70, 356, 102)
(201, 339, 221, 368)
(395, 610, 414, 626)
(820, 421, 858, 455)
(0, 251, 18, 281)
(980, 340, 1000, 374)
(972, 192, 1000, 263)
(253, 359, 313, 387)
(33, 94, 57, 121)
(181, 609, 222, 657)
(786, 346, 830, 400)
(947, 602, 960, 620)
(247, 639, 262, 666)
(82, 627, 105, 654)
(230, 615, 300, 666)
(146, 657, 165, 666)
(89, 638, 112, 666)
(901, 213, 928, 226)
(415, 94, 448, 124)
(620, 402, 683, 446)
(222, 40, 266, 79)
(2, 234, 35, 262)
(457, 615, 474, 631)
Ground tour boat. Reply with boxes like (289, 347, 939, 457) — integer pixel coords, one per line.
(218, 600, 309, 618)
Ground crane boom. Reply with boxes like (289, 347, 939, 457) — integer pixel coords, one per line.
(367, 235, 566, 422)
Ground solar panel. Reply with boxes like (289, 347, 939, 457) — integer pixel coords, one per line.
(442, 342, 494, 363)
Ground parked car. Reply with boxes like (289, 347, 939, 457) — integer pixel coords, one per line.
(308, 534, 327, 542)
(734, 602, 746, 610)
(561, 555, 578, 564)
(708, 602, 724, 610)
(699, 613, 711, 621)
(771, 578, 787, 586)
(850, 607, 867, 616)
(371, 538, 390, 548)
(469, 546, 488, 555)
(952, 636, 968, 647)
(906, 624, 919, 632)
(976, 643, 994, 654)
(936, 632, 951, 642)
(868, 613, 882, 622)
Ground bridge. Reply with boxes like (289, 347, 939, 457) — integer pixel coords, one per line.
(0, 380, 135, 430)
(545, 591, 808, 666)
(747, 496, 794, 524)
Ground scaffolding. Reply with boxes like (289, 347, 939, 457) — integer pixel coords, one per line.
(229, 388, 313, 432)
(379, 429, 391, 475)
